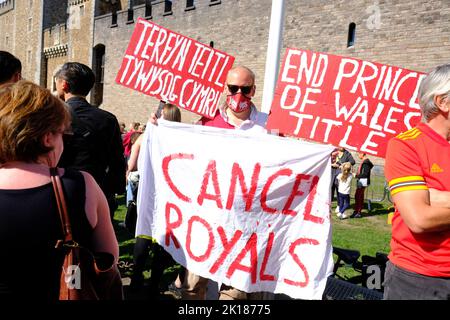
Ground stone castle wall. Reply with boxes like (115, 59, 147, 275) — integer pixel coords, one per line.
(2, 0, 450, 133)
(93, 0, 450, 126)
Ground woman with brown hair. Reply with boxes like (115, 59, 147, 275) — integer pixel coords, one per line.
(0, 81, 119, 299)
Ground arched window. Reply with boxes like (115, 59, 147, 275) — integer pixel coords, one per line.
(209, 41, 214, 48)
(347, 22, 356, 47)
(91, 44, 105, 107)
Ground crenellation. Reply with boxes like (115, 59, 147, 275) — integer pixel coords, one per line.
(0, 0, 14, 14)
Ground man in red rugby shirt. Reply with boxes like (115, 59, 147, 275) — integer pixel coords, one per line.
(384, 64, 450, 299)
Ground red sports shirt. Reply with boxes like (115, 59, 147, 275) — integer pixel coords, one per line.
(385, 122, 450, 277)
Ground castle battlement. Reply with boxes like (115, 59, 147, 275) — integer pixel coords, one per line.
(43, 43, 68, 58)
(94, 0, 222, 28)
(0, 0, 14, 15)
(69, 0, 90, 6)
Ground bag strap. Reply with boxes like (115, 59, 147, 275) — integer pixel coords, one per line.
(50, 167, 73, 243)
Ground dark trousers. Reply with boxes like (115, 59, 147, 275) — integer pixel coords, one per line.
(106, 194, 118, 221)
(331, 177, 339, 203)
(131, 237, 177, 295)
(384, 261, 450, 300)
(354, 187, 366, 213)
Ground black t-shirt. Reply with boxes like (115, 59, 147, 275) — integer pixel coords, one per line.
(0, 169, 92, 300)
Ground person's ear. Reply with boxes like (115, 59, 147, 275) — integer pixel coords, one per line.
(42, 132, 53, 148)
(434, 94, 449, 112)
(61, 79, 70, 92)
(12, 72, 22, 82)
(224, 82, 230, 94)
(250, 84, 256, 97)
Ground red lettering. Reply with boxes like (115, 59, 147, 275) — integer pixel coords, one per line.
(162, 153, 193, 203)
(283, 237, 319, 287)
(282, 174, 311, 215)
(261, 168, 292, 214)
(209, 226, 242, 274)
(260, 232, 276, 281)
(226, 233, 258, 284)
(186, 216, 214, 262)
(303, 175, 324, 224)
(165, 202, 182, 248)
(197, 160, 223, 209)
(226, 162, 261, 211)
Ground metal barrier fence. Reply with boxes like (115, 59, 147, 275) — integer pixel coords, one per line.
(348, 163, 392, 210)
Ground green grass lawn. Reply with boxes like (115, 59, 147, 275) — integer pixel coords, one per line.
(331, 202, 392, 256)
(113, 196, 181, 285)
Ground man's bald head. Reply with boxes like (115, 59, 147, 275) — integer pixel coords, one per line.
(226, 66, 255, 87)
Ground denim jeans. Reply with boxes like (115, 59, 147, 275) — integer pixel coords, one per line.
(337, 192, 350, 213)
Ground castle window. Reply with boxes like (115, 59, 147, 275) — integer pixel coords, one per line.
(126, 8, 134, 24)
(163, 0, 173, 16)
(209, 0, 221, 6)
(185, 0, 195, 11)
(80, 5, 85, 17)
(209, 41, 214, 48)
(28, 18, 33, 32)
(100, 54, 105, 84)
(111, 10, 118, 28)
(145, 0, 152, 19)
(27, 50, 32, 65)
(5, 35, 9, 46)
(91, 44, 105, 106)
(347, 22, 356, 47)
(28, 18, 32, 32)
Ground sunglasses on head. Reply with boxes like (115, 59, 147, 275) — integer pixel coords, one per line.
(227, 84, 253, 95)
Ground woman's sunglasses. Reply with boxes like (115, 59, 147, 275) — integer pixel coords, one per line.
(227, 84, 253, 95)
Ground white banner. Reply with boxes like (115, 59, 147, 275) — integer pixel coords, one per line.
(136, 120, 334, 299)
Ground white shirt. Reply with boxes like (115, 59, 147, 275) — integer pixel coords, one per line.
(220, 104, 268, 134)
(337, 173, 352, 195)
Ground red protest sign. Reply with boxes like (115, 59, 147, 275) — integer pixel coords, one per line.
(266, 48, 426, 158)
(116, 18, 235, 119)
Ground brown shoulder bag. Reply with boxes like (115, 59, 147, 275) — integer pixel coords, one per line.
(50, 167, 123, 300)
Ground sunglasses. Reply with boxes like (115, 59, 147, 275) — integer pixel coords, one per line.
(227, 84, 253, 95)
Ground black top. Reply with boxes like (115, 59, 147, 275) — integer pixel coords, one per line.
(0, 169, 92, 300)
(58, 97, 126, 197)
(355, 158, 374, 185)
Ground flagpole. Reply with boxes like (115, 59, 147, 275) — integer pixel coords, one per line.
(261, 0, 286, 114)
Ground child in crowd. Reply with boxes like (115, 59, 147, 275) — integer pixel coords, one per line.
(336, 162, 353, 219)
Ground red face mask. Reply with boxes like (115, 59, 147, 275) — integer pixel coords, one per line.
(226, 93, 252, 113)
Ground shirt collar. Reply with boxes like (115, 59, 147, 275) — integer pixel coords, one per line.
(219, 103, 258, 128)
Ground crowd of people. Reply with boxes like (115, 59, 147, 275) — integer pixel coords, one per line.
(0, 49, 449, 300)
